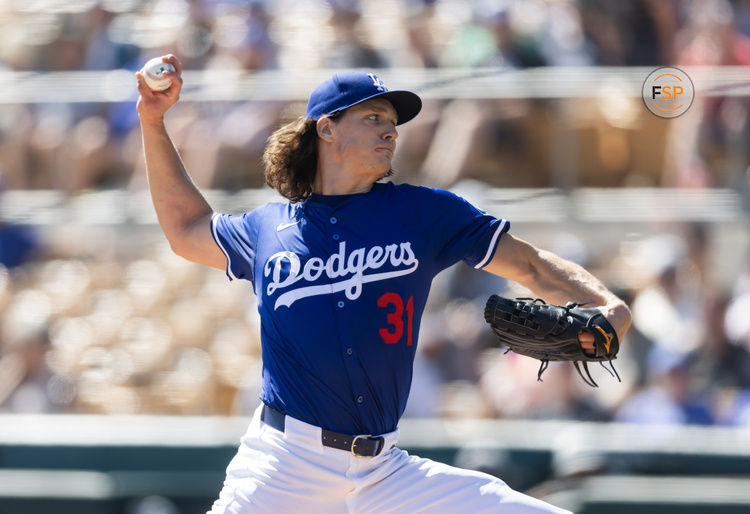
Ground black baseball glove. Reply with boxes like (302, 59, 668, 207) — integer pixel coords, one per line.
(484, 295, 620, 387)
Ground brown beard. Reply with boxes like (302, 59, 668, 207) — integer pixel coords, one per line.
(380, 168, 395, 180)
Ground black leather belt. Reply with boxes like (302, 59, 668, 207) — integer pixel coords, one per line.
(261, 403, 386, 458)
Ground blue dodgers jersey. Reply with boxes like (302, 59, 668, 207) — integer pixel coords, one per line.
(211, 182, 509, 435)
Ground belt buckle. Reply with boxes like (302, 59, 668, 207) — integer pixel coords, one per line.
(351, 434, 372, 457)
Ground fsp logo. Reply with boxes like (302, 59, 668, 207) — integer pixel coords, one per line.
(642, 67, 694, 118)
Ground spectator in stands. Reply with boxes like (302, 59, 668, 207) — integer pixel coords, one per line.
(721, 261, 750, 381)
(226, 0, 280, 72)
(0, 325, 70, 413)
(578, 0, 679, 66)
(417, 3, 547, 188)
(693, 293, 750, 391)
(615, 346, 714, 425)
(663, 0, 750, 188)
(401, 0, 440, 68)
(630, 236, 705, 356)
(320, 0, 388, 69)
(0, 186, 40, 269)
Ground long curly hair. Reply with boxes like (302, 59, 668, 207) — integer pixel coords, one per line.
(263, 112, 342, 203)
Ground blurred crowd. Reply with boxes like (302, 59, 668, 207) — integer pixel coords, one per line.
(2, 215, 750, 430)
(1, 0, 750, 431)
(1, 0, 750, 191)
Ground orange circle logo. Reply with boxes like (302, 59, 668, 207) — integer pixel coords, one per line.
(642, 67, 694, 118)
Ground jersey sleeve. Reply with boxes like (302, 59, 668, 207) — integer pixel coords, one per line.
(425, 188, 510, 271)
(210, 211, 259, 283)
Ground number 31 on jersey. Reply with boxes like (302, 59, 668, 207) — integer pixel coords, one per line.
(377, 292, 414, 346)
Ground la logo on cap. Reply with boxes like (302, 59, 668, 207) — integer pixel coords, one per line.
(368, 74, 387, 92)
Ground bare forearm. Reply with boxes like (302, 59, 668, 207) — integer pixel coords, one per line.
(523, 248, 619, 307)
(528, 249, 631, 342)
(141, 119, 212, 244)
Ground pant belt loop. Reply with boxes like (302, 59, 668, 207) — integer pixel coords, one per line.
(260, 403, 286, 432)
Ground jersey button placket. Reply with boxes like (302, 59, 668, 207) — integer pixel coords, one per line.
(327, 210, 362, 410)
(330, 216, 339, 240)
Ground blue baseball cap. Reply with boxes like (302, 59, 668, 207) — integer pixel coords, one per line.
(305, 72, 422, 125)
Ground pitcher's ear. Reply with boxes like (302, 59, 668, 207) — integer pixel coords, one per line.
(316, 117, 335, 142)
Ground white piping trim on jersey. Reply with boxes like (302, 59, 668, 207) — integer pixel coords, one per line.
(211, 213, 238, 280)
(474, 219, 508, 269)
(273, 262, 419, 309)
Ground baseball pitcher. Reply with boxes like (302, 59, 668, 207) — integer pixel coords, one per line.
(135, 55, 630, 513)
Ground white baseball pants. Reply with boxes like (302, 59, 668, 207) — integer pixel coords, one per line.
(208, 404, 572, 514)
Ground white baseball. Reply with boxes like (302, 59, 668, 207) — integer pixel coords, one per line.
(142, 57, 176, 91)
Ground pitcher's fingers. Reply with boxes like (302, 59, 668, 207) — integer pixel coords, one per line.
(157, 59, 183, 96)
(135, 71, 154, 97)
(164, 54, 182, 75)
(578, 331, 595, 354)
(161, 73, 182, 97)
